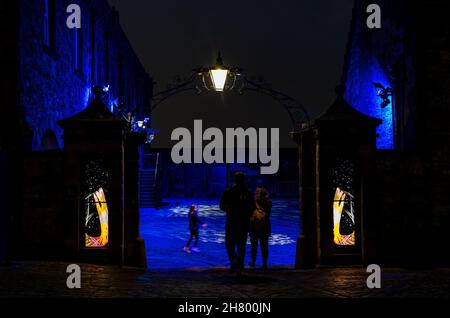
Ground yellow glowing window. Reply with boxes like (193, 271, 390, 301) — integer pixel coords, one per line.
(84, 161, 109, 248)
(332, 159, 356, 246)
(333, 187, 355, 246)
(85, 188, 109, 248)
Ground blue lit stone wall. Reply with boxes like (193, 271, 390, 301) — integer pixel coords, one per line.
(17, 0, 152, 150)
(342, 0, 418, 150)
(343, 0, 450, 266)
(343, 0, 397, 149)
(0, 0, 152, 261)
(343, 51, 394, 149)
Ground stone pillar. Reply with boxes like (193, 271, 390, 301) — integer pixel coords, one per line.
(293, 129, 317, 268)
(58, 86, 127, 265)
(124, 132, 147, 268)
(295, 86, 380, 267)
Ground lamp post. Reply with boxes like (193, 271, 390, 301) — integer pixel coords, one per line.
(151, 52, 310, 131)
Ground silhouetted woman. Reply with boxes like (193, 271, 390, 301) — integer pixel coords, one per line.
(249, 187, 272, 269)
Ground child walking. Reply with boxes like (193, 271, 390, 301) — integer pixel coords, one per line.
(184, 205, 207, 253)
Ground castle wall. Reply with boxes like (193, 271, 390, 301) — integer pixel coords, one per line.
(17, 0, 152, 150)
(343, 0, 450, 266)
(0, 0, 153, 260)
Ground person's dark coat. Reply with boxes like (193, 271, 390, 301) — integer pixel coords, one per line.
(189, 212, 203, 232)
(220, 184, 255, 236)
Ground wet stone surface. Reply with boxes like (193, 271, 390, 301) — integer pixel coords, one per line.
(0, 262, 449, 298)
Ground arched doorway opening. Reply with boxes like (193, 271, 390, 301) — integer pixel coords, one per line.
(138, 53, 306, 269)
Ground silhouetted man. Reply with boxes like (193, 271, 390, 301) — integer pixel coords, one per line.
(220, 172, 255, 274)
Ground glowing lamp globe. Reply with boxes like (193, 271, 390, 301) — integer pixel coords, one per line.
(210, 68, 229, 92)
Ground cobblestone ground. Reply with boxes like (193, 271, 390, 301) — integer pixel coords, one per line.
(0, 262, 449, 298)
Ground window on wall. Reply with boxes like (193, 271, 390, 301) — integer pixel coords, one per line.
(83, 160, 109, 248)
(332, 159, 356, 246)
(118, 56, 124, 97)
(43, 0, 57, 51)
(116, 57, 125, 114)
(91, 11, 97, 86)
(104, 32, 110, 83)
(74, 27, 83, 72)
(97, 47, 102, 85)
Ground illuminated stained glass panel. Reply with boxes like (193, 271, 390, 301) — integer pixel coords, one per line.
(83, 160, 109, 248)
(332, 159, 356, 246)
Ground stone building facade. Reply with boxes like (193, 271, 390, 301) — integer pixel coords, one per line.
(18, 0, 152, 150)
(340, 0, 450, 266)
(294, 0, 449, 269)
(0, 0, 152, 261)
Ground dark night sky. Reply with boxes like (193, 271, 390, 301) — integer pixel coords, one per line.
(107, 0, 355, 148)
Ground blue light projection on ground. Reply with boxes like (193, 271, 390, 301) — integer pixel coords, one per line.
(141, 199, 300, 269)
(344, 55, 394, 149)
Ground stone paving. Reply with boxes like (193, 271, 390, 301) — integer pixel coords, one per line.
(0, 262, 449, 298)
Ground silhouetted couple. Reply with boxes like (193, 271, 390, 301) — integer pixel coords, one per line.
(220, 172, 272, 274)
